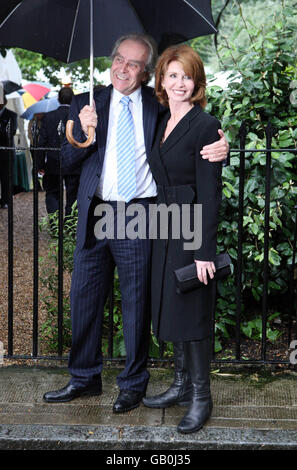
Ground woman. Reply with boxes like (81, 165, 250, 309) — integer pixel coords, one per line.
(143, 45, 222, 434)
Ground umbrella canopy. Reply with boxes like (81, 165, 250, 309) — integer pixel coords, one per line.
(21, 96, 59, 120)
(0, 0, 216, 60)
(20, 81, 51, 108)
(0, 79, 22, 95)
(0, 0, 217, 147)
(0, 1, 22, 26)
(21, 92, 37, 108)
(22, 81, 51, 101)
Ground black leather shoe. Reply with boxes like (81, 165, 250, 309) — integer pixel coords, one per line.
(113, 390, 144, 413)
(43, 381, 102, 403)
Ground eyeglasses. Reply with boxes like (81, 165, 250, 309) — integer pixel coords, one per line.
(113, 54, 144, 72)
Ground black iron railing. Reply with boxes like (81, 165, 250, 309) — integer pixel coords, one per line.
(1, 119, 297, 366)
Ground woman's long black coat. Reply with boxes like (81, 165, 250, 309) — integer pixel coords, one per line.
(147, 105, 222, 342)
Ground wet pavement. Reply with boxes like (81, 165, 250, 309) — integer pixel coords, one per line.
(0, 364, 296, 450)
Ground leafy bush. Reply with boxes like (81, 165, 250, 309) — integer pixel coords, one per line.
(203, 0, 297, 351)
(39, 208, 77, 352)
(241, 312, 283, 343)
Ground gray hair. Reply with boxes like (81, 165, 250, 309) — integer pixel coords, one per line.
(111, 33, 158, 79)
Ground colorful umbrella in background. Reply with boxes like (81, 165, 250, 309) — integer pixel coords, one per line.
(21, 95, 59, 120)
(21, 81, 51, 108)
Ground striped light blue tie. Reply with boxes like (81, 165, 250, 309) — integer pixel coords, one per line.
(117, 96, 136, 202)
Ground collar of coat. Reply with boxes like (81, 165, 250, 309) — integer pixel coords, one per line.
(157, 104, 203, 156)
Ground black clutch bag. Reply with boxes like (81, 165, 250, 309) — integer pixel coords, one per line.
(174, 252, 232, 294)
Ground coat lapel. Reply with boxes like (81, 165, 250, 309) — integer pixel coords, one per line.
(160, 104, 203, 156)
(141, 85, 159, 155)
(147, 112, 171, 186)
(142, 85, 171, 186)
(94, 84, 112, 168)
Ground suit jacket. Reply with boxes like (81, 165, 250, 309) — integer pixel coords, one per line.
(61, 84, 161, 249)
(147, 105, 223, 342)
(37, 105, 80, 175)
(0, 107, 17, 160)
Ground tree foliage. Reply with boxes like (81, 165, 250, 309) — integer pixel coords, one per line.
(191, 0, 297, 72)
(204, 0, 297, 351)
(11, 48, 110, 88)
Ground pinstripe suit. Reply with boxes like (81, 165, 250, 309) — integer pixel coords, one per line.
(61, 84, 161, 393)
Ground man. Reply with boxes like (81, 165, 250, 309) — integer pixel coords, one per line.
(43, 34, 228, 412)
(37, 87, 80, 217)
(0, 96, 17, 209)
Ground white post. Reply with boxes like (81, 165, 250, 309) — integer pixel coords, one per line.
(89, 0, 94, 106)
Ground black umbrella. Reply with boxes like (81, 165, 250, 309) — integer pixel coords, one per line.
(0, 0, 217, 147)
(0, 80, 22, 95)
(0, 1, 22, 26)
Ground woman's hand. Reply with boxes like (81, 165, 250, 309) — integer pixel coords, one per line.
(194, 260, 216, 285)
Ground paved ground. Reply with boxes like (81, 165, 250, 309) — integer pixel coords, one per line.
(0, 364, 296, 450)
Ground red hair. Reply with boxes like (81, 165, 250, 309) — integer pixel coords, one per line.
(155, 44, 207, 108)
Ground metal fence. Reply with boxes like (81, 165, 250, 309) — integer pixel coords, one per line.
(1, 119, 297, 366)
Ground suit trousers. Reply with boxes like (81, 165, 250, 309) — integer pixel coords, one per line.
(43, 173, 80, 216)
(68, 197, 154, 393)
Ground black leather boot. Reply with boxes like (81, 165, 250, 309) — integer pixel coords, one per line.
(142, 342, 192, 408)
(177, 337, 212, 434)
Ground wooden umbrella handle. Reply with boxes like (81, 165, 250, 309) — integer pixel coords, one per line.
(66, 119, 95, 149)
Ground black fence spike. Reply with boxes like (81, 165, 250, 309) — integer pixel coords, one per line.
(5, 118, 12, 139)
(239, 120, 247, 138)
(31, 119, 40, 148)
(265, 121, 274, 141)
(57, 119, 66, 145)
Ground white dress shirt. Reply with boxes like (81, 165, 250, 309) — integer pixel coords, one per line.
(95, 87, 157, 201)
